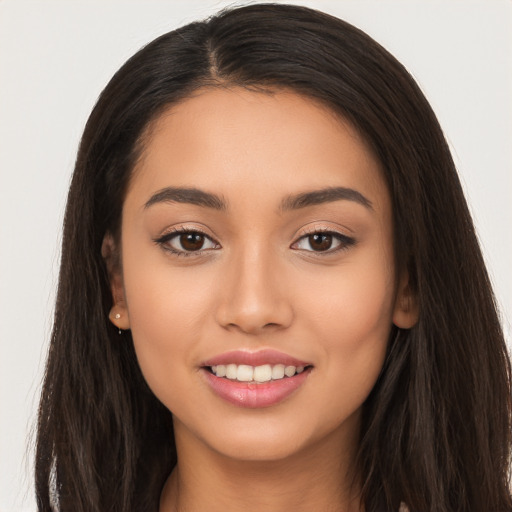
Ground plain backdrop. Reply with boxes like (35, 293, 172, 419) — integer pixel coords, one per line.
(0, 1, 511, 510)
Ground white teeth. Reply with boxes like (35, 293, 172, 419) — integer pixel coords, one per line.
(271, 364, 285, 379)
(253, 364, 272, 383)
(284, 365, 296, 377)
(210, 363, 307, 382)
(236, 364, 254, 382)
(226, 364, 237, 379)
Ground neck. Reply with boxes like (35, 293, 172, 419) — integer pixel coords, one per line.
(160, 417, 363, 512)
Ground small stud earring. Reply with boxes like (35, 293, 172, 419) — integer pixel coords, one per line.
(115, 313, 121, 319)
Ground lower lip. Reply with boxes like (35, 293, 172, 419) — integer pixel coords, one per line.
(202, 368, 311, 408)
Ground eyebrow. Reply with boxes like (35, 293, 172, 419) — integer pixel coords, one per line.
(144, 187, 227, 210)
(280, 186, 373, 212)
(144, 185, 373, 212)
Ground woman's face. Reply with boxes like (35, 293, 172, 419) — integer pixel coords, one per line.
(111, 88, 416, 462)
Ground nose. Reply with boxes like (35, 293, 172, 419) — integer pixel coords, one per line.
(214, 246, 294, 335)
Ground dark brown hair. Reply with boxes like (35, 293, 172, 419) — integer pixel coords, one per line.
(36, 4, 512, 511)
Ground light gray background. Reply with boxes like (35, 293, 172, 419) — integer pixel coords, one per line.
(1, 1, 511, 510)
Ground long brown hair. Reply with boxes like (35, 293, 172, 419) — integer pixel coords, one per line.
(36, 4, 512, 511)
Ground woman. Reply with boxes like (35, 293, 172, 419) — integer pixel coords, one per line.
(35, 4, 512, 511)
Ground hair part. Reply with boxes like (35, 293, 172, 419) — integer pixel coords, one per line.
(36, 4, 512, 511)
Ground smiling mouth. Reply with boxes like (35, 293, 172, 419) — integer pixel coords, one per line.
(207, 363, 312, 383)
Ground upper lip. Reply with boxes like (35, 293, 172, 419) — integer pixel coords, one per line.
(201, 349, 311, 368)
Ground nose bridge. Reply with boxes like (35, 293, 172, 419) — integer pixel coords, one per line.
(215, 241, 293, 334)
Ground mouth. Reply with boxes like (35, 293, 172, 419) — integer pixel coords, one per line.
(200, 350, 313, 408)
(206, 363, 312, 383)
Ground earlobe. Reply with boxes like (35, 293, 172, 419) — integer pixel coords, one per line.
(108, 305, 131, 330)
(392, 272, 419, 329)
(102, 233, 131, 331)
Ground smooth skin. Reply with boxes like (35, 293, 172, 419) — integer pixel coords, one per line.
(106, 87, 418, 512)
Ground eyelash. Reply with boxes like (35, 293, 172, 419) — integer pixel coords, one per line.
(153, 227, 356, 258)
(153, 227, 219, 258)
(292, 227, 356, 255)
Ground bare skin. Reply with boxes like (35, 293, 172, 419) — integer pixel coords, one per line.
(160, 419, 361, 512)
(106, 87, 417, 512)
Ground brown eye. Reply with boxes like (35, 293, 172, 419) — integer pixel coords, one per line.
(180, 233, 205, 251)
(292, 231, 356, 254)
(155, 230, 218, 255)
(308, 233, 333, 251)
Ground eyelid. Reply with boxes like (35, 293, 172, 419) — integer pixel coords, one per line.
(153, 223, 355, 257)
(153, 225, 221, 257)
(290, 226, 356, 254)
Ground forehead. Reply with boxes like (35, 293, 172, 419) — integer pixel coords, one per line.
(128, 87, 389, 213)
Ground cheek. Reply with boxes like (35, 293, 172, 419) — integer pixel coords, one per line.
(298, 253, 395, 401)
(299, 245, 395, 341)
(328, 271, 393, 343)
(121, 252, 216, 402)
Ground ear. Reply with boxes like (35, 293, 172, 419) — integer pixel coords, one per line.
(102, 233, 131, 331)
(392, 271, 419, 329)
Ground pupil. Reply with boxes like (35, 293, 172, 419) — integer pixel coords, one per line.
(180, 233, 204, 251)
(310, 233, 332, 251)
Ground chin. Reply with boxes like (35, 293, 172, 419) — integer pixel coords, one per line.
(212, 433, 308, 463)
(192, 411, 349, 464)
